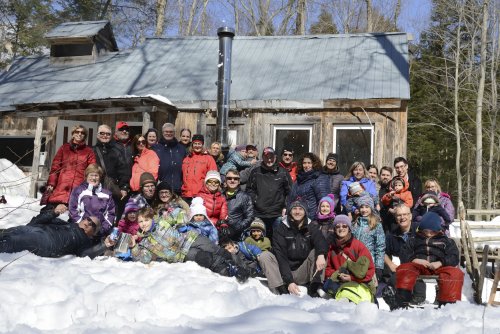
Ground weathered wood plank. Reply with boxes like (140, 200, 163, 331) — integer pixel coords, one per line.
(30, 117, 43, 197)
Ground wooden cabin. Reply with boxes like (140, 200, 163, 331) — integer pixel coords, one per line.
(0, 20, 410, 195)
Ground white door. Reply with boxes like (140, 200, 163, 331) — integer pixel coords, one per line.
(56, 120, 99, 149)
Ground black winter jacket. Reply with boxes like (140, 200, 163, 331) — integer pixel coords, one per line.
(288, 170, 331, 220)
(152, 138, 187, 194)
(247, 163, 292, 218)
(25, 211, 94, 257)
(384, 223, 417, 259)
(400, 232, 459, 267)
(273, 218, 328, 285)
(322, 167, 343, 206)
(93, 140, 131, 190)
(224, 188, 254, 236)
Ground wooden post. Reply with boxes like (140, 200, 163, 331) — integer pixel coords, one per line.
(30, 117, 43, 197)
(142, 106, 154, 135)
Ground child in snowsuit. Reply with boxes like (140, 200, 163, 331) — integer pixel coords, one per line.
(243, 218, 272, 251)
(412, 191, 452, 234)
(381, 177, 413, 209)
(118, 202, 140, 237)
(123, 207, 249, 282)
(309, 194, 336, 243)
(395, 211, 463, 308)
(345, 182, 378, 219)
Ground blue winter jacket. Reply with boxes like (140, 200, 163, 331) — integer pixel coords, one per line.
(352, 216, 386, 270)
(152, 138, 186, 194)
(288, 170, 330, 220)
(340, 177, 378, 206)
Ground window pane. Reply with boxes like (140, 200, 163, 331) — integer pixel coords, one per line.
(275, 129, 310, 161)
(335, 129, 371, 174)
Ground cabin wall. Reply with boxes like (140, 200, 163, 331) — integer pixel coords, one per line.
(178, 107, 407, 171)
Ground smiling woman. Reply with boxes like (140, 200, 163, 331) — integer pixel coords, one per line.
(44, 125, 96, 206)
(129, 134, 160, 192)
(68, 163, 115, 236)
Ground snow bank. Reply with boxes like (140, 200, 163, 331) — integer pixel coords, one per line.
(0, 158, 31, 196)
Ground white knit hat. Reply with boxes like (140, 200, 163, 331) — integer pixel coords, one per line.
(205, 170, 221, 184)
(189, 197, 209, 221)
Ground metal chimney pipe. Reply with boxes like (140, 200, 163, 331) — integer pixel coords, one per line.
(216, 26, 235, 159)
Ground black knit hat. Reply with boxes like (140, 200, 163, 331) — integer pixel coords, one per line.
(157, 181, 173, 192)
(192, 134, 204, 144)
(326, 153, 338, 163)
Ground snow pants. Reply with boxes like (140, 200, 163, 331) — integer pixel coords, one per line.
(258, 251, 284, 289)
(396, 262, 464, 303)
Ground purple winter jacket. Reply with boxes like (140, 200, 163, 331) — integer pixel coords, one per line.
(68, 182, 115, 235)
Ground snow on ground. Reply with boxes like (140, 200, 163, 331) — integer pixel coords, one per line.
(1, 195, 500, 333)
(1, 159, 500, 333)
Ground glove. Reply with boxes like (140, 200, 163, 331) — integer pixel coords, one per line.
(323, 279, 339, 297)
(376, 268, 384, 282)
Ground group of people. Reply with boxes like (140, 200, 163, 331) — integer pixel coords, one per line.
(0, 121, 464, 309)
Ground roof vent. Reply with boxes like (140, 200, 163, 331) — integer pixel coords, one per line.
(45, 20, 118, 65)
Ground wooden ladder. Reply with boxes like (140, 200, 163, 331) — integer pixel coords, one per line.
(487, 260, 500, 306)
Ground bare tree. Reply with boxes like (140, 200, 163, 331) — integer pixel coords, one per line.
(295, 0, 306, 35)
(474, 0, 489, 212)
(365, 0, 373, 32)
(155, 0, 168, 37)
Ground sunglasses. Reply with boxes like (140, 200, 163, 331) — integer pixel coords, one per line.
(283, 153, 293, 157)
(73, 130, 85, 135)
(137, 140, 147, 145)
(159, 190, 172, 196)
(226, 177, 240, 181)
(335, 224, 349, 230)
(98, 132, 112, 136)
(206, 180, 220, 185)
(85, 218, 97, 230)
(119, 128, 130, 132)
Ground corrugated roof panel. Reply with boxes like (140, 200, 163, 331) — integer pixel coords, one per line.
(45, 21, 109, 39)
(0, 32, 409, 111)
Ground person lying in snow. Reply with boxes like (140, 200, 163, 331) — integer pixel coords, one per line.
(0, 204, 101, 258)
(106, 207, 249, 282)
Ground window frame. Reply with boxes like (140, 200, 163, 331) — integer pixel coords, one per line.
(332, 124, 374, 165)
(272, 124, 313, 155)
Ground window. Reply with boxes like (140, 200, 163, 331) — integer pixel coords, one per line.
(0, 137, 46, 167)
(51, 44, 93, 57)
(273, 125, 312, 161)
(333, 125, 373, 174)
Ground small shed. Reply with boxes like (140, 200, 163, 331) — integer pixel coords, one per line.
(0, 20, 410, 195)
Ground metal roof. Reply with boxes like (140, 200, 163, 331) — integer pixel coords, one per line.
(44, 20, 110, 39)
(0, 32, 409, 112)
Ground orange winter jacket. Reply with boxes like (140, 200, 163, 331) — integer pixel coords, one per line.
(130, 148, 160, 191)
(181, 152, 217, 198)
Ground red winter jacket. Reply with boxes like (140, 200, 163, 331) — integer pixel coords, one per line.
(47, 141, 96, 205)
(130, 148, 160, 192)
(325, 236, 375, 283)
(181, 152, 217, 198)
(197, 186, 228, 226)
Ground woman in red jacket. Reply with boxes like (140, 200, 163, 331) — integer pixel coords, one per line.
(129, 134, 160, 192)
(196, 170, 228, 227)
(323, 214, 377, 303)
(181, 134, 217, 202)
(45, 125, 96, 206)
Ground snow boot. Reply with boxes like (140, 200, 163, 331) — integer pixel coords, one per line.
(395, 288, 413, 309)
(382, 285, 398, 311)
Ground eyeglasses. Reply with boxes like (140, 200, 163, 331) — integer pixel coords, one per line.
(85, 218, 97, 230)
(73, 130, 85, 135)
(206, 180, 220, 185)
(335, 224, 349, 230)
(137, 140, 147, 145)
(283, 153, 293, 157)
(226, 177, 240, 181)
(98, 132, 112, 136)
(159, 190, 172, 196)
(119, 128, 130, 132)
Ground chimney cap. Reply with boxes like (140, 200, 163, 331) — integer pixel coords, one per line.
(217, 27, 235, 38)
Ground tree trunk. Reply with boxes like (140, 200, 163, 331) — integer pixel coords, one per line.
(185, 0, 199, 35)
(487, 17, 499, 211)
(155, 0, 168, 37)
(393, 0, 401, 30)
(474, 0, 489, 215)
(454, 6, 463, 212)
(365, 0, 372, 32)
(295, 0, 306, 35)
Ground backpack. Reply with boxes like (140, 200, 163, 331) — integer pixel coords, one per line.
(335, 282, 374, 304)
